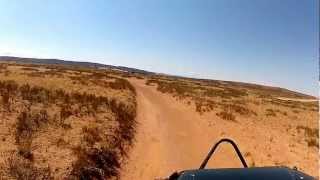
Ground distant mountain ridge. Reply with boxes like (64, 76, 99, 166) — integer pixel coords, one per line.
(0, 56, 155, 75)
(0, 56, 316, 99)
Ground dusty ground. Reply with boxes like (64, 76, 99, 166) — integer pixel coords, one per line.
(121, 78, 318, 179)
(0, 63, 137, 179)
(0, 62, 318, 179)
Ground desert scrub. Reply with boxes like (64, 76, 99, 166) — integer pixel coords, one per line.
(15, 109, 49, 161)
(109, 78, 136, 94)
(195, 99, 217, 114)
(216, 111, 236, 122)
(265, 108, 277, 117)
(297, 126, 319, 148)
(0, 80, 18, 111)
(267, 98, 318, 112)
(222, 104, 256, 116)
(20, 67, 40, 71)
(146, 79, 247, 99)
(70, 74, 136, 95)
(0, 75, 137, 179)
(8, 154, 53, 180)
(82, 126, 103, 146)
(70, 146, 120, 180)
(146, 79, 250, 115)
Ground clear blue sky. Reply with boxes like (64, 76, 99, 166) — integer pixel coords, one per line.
(0, 0, 318, 96)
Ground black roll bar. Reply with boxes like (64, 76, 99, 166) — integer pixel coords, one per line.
(199, 138, 248, 169)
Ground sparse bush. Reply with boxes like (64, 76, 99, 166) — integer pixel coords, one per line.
(60, 104, 73, 122)
(204, 87, 247, 99)
(244, 152, 251, 157)
(268, 98, 317, 111)
(15, 109, 50, 162)
(195, 99, 217, 114)
(8, 155, 52, 180)
(195, 101, 204, 113)
(61, 123, 72, 129)
(307, 138, 318, 148)
(16, 111, 34, 160)
(90, 72, 113, 80)
(225, 104, 253, 116)
(0, 71, 137, 179)
(1, 90, 10, 110)
(82, 126, 102, 146)
(265, 108, 276, 117)
(0, 80, 19, 111)
(0, 63, 8, 70)
(4, 70, 10, 76)
(21, 67, 39, 71)
(216, 111, 236, 122)
(297, 126, 319, 148)
(19, 84, 52, 104)
(147, 79, 250, 115)
(69, 76, 89, 86)
(56, 138, 69, 148)
(109, 78, 136, 94)
(28, 69, 65, 78)
(250, 160, 256, 167)
(145, 79, 155, 86)
(135, 76, 144, 79)
(297, 126, 318, 138)
(70, 147, 120, 179)
(293, 110, 299, 114)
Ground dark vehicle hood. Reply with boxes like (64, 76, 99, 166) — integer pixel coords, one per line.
(177, 167, 315, 180)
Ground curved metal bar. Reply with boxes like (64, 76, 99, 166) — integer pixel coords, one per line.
(199, 138, 248, 169)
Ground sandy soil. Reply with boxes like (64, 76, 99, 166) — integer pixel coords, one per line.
(120, 79, 247, 180)
(0, 64, 137, 179)
(120, 79, 318, 179)
(277, 97, 319, 102)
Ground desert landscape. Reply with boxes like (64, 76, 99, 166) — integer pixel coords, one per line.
(121, 75, 318, 179)
(0, 58, 318, 179)
(0, 60, 137, 179)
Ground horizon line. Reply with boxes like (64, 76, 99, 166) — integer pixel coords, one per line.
(0, 54, 318, 98)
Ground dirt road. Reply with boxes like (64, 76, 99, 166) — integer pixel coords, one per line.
(120, 79, 318, 179)
(120, 79, 242, 180)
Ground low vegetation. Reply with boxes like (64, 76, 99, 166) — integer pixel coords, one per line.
(0, 63, 137, 179)
(297, 126, 319, 148)
(146, 78, 253, 116)
(145, 77, 317, 119)
(216, 111, 236, 122)
(0, 60, 318, 178)
(145, 75, 318, 176)
(8, 154, 53, 180)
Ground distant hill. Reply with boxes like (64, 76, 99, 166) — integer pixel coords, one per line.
(0, 56, 155, 75)
(0, 56, 316, 99)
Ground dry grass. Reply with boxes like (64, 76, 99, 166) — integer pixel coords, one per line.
(8, 154, 53, 180)
(15, 110, 49, 161)
(0, 61, 318, 177)
(146, 77, 317, 121)
(265, 108, 277, 117)
(146, 78, 256, 117)
(0, 63, 137, 179)
(297, 126, 319, 148)
(216, 111, 236, 122)
(145, 74, 318, 176)
(70, 146, 120, 179)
